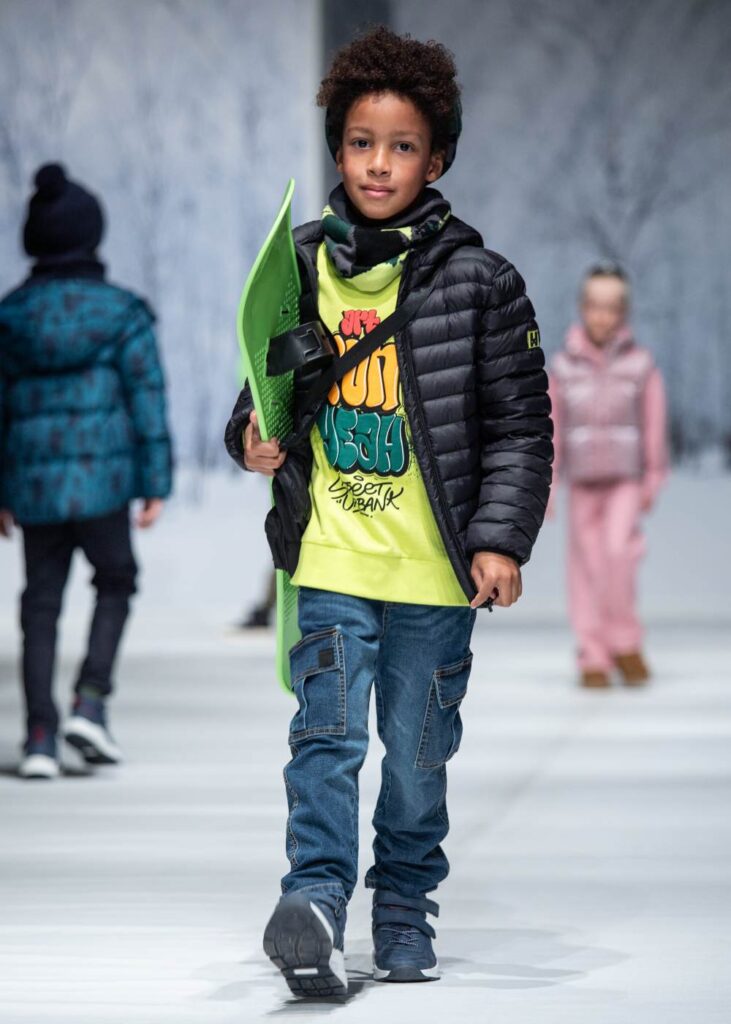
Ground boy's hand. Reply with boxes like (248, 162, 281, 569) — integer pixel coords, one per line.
(244, 410, 287, 476)
(0, 509, 14, 538)
(136, 498, 164, 529)
(470, 551, 522, 609)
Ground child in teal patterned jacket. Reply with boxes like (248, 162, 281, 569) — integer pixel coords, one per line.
(0, 164, 173, 779)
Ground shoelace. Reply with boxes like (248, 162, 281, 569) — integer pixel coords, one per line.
(382, 924, 420, 947)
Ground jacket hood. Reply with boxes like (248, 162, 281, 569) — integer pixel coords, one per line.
(564, 322, 635, 364)
(0, 279, 145, 373)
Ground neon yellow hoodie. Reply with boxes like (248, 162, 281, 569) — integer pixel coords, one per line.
(290, 243, 467, 606)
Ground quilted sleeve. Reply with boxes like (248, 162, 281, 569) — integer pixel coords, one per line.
(224, 382, 255, 471)
(116, 300, 173, 499)
(465, 260, 554, 565)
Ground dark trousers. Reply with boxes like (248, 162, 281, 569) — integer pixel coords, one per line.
(20, 506, 138, 736)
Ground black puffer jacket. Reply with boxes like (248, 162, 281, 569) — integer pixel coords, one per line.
(225, 216, 553, 603)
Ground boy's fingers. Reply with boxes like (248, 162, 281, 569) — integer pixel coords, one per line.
(476, 585, 498, 609)
(245, 434, 283, 463)
(493, 573, 509, 602)
(253, 439, 281, 457)
(489, 571, 518, 608)
(248, 450, 287, 474)
(469, 569, 495, 609)
(252, 449, 285, 466)
(492, 581, 508, 607)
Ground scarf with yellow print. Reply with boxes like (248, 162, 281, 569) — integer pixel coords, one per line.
(321, 182, 451, 291)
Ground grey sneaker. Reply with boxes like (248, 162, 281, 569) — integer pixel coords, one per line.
(372, 889, 440, 982)
(263, 891, 348, 998)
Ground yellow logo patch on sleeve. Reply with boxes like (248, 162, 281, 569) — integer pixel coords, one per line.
(527, 328, 541, 349)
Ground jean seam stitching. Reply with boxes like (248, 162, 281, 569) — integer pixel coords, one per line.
(373, 671, 392, 816)
(337, 630, 347, 734)
(283, 757, 300, 869)
(415, 678, 436, 770)
(437, 764, 450, 827)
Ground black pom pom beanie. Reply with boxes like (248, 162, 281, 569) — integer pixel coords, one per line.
(23, 163, 105, 258)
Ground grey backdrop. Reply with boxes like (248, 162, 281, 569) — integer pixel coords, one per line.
(0, 0, 322, 470)
(394, 0, 731, 458)
(1, 0, 729, 466)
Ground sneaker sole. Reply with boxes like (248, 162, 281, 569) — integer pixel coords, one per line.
(263, 896, 347, 998)
(63, 716, 122, 765)
(18, 754, 59, 779)
(373, 960, 440, 983)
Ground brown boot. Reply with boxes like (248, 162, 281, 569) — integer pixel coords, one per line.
(580, 669, 611, 689)
(614, 652, 650, 686)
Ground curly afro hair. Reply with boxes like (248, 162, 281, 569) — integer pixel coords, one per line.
(317, 25, 461, 157)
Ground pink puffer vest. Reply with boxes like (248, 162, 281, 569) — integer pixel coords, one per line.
(552, 325, 653, 484)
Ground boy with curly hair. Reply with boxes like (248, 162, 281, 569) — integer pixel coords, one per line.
(225, 26, 552, 996)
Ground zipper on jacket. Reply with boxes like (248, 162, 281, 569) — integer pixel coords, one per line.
(393, 259, 478, 603)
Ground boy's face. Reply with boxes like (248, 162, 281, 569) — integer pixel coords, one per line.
(580, 276, 628, 347)
(336, 91, 444, 221)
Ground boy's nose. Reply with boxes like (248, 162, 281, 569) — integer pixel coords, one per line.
(368, 145, 391, 176)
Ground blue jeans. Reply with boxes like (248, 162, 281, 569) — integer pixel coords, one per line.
(281, 586, 476, 911)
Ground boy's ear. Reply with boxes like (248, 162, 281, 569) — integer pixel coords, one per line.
(425, 150, 445, 183)
(335, 147, 344, 173)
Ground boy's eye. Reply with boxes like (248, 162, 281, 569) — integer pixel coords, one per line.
(396, 142, 415, 152)
(351, 138, 370, 149)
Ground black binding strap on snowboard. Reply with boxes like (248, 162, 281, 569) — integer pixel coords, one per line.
(266, 320, 336, 377)
(280, 272, 441, 450)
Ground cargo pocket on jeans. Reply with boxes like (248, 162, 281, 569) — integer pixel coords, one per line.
(416, 653, 473, 769)
(288, 627, 346, 743)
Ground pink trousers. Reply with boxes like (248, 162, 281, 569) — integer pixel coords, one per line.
(567, 480, 645, 671)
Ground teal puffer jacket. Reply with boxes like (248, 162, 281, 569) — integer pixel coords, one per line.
(0, 277, 173, 525)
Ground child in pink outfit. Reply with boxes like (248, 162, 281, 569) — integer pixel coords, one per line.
(549, 263, 668, 687)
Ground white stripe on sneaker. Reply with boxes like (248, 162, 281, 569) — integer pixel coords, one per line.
(309, 902, 347, 991)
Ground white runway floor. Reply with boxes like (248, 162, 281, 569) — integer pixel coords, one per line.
(1, 621, 729, 1023)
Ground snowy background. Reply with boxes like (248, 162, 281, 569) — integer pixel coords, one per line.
(394, 0, 731, 460)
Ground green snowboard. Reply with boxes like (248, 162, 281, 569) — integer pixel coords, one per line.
(236, 178, 302, 692)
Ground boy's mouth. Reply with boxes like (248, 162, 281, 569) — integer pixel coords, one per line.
(360, 185, 395, 199)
